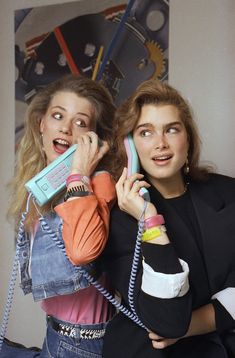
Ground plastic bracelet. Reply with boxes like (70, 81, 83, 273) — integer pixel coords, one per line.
(64, 185, 92, 201)
(144, 214, 165, 230)
(66, 174, 90, 187)
(142, 226, 165, 242)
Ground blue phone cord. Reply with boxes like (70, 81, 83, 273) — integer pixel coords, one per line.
(33, 202, 146, 329)
(79, 201, 148, 331)
(128, 201, 147, 320)
(78, 267, 146, 329)
(0, 194, 31, 353)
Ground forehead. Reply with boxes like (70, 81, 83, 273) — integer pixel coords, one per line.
(138, 104, 181, 125)
(49, 91, 94, 110)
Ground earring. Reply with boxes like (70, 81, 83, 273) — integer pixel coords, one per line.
(184, 158, 189, 174)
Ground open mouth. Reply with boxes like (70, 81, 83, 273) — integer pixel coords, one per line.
(53, 139, 70, 154)
(152, 154, 172, 164)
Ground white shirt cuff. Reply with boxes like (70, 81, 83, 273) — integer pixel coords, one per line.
(212, 287, 235, 320)
(141, 259, 189, 299)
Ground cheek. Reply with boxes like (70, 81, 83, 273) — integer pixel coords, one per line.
(135, 141, 153, 166)
(174, 136, 189, 156)
(72, 126, 90, 140)
(137, 138, 153, 153)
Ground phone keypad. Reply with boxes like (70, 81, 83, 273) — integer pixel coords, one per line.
(44, 162, 70, 190)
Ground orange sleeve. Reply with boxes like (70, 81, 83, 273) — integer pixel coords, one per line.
(54, 172, 116, 266)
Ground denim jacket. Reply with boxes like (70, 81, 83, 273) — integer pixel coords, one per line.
(18, 212, 93, 301)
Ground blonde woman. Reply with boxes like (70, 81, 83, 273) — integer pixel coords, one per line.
(4, 74, 117, 357)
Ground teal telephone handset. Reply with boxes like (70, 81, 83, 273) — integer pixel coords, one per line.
(26, 135, 151, 206)
(25, 144, 77, 206)
(124, 134, 150, 202)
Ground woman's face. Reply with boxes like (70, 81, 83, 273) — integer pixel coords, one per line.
(133, 104, 189, 190)
(40, 91, 95, 164)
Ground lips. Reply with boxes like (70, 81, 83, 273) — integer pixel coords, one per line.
(152, 154, 172, 165)
(53, 138, 71, 154)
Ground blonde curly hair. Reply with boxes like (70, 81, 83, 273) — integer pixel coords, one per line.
(8, 74, 116, 231)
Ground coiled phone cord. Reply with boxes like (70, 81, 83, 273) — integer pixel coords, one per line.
(36, 198, 148, 330)
(128, 201, 147, 320)
(0, 194, 31, 353)
(37, 201, 148, 330)
(0, 195, 148, 354)
(78, 201, 148, 330)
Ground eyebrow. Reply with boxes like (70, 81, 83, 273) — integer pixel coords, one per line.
(135, 121, 183, 130)
(51, 105, 91, 118)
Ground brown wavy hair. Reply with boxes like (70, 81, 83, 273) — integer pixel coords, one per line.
(8, 74, 117, 231)
(113, 79, 214, 180)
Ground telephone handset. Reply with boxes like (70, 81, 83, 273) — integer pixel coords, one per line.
(25, 138, 104, 206)
(25, 144, 77, 206)
(124, 134, 150, 202)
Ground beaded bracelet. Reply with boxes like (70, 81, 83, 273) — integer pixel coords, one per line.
(144, 214, 165, 230)
(66, 173, 90, 187)
(142, 226, 166, 242)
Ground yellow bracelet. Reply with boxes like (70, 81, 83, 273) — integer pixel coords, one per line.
(142, 226, 164, 242)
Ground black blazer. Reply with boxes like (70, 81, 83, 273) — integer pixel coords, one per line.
(102, 174, 235, 358)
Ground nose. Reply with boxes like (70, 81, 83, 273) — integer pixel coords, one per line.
(155, 133, 169, 150)
(59, 122, 72, 135)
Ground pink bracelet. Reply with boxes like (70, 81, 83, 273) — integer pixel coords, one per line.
(144, 215, 165, 230)
(66, 174, 90, 187)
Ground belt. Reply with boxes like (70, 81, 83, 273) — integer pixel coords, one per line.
(47, 316, 106, 340)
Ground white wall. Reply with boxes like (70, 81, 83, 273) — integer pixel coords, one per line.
(0, 0, 235, 349)
(169, 0, 235, 176)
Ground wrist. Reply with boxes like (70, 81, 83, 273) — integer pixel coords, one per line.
(64, 185, 92, 201)
(66, 173, 91, 188)
(144, 203, 158, 220)
(142, 225, 166, 242)
(144, 215, 165, 230)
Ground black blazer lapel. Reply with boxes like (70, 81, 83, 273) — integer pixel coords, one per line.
(189, 180, 235, 293)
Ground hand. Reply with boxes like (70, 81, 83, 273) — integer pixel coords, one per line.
(149, 304, 216, 349)
(116, 167, 156, 220)
(71, 131, 109, 176)
(149, 331, 180, 349)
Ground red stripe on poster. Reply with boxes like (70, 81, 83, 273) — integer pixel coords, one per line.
(54, 26, 80, 74)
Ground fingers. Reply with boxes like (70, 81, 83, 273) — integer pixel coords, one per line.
(116, 170, 150, 197)
(78, 132, 109, 157)
(77, 131, 98, 148)
(115, 167, 127, 201)
(97, 140, 109, 158)
(152, 339, 168, 349)
(149, 332, 179, 349)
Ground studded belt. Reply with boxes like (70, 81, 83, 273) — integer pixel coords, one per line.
(47, 316, 106, 340)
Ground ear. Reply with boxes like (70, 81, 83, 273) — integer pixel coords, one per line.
(40, 118, 45, 134)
